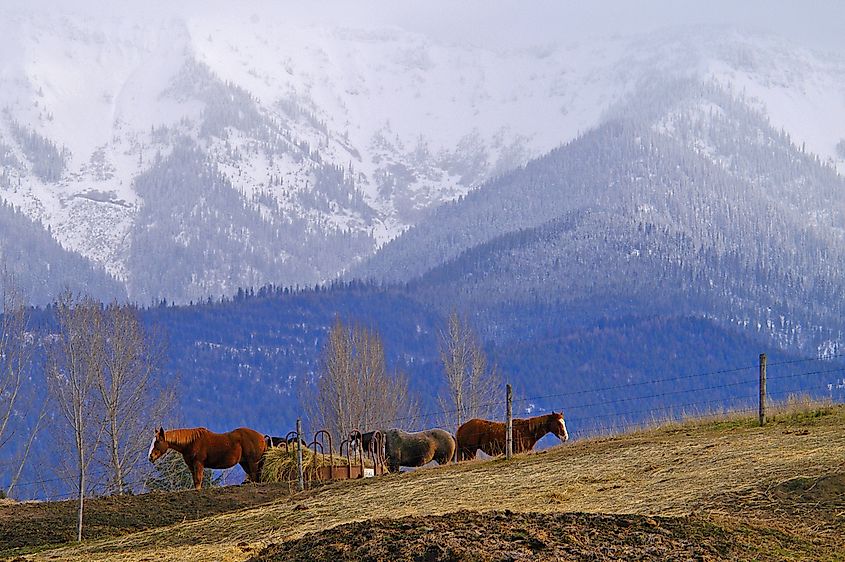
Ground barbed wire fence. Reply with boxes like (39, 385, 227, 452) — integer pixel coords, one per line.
(373, 352, 845, 444)
(7, 352, 845, 500)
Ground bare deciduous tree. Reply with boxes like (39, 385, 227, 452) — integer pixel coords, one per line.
(303, 317, 417, 441)
(94, 303, 172, 495)
(47, 292, 104, 542)
(0, 278, 46, 497)
(438, 311, 502, 432)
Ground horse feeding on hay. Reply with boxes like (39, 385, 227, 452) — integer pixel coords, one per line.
(455, 411, 568, 461)
(264, 434, 308, 449)
(148, 426, 266, 490)
(351, 428, 456, 472)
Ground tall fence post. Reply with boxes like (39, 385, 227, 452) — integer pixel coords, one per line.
(759, 353, 767, 426)
(506, 383, 513, 460)
(295, 418, 305, 492)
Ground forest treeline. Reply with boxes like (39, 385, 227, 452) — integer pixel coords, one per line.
(0, 286, 499, 507)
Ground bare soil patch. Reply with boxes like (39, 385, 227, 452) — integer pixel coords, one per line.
(248, 509, 821, 562)
(0, 483, 290, 553)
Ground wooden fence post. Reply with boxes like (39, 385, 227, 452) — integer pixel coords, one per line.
(295, 418, 305, 492)
(506, 384, 513, 460)
(759, 353, 767, 426)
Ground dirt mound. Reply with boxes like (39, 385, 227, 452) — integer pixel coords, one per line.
(773, 472, 845, 506)
(771, 472, 845, 531)
(706, 471, 845, 538)
(0, 483, 290, 551)
(249, 510, 746, 562)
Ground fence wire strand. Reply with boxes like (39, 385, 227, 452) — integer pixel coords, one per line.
(6, 353, 844, 499)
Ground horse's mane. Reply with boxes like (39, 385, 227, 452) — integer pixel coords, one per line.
(166, 427, 208, 447)
(525, 414, 545, 431)
(518, 413, 559, 442)
(519, 412, 555, 426)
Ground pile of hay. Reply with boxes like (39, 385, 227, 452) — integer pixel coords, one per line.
(261, 446, 376, 484)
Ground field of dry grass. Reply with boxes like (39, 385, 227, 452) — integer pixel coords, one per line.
(12, 403, 845, 561)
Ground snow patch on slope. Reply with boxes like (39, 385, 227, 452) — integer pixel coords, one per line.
(0, 6, 843, 297)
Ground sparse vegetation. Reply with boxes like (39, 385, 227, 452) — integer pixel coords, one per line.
(5, 404, 842, 561)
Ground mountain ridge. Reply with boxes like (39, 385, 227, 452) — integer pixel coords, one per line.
(1, 11, 844, 303)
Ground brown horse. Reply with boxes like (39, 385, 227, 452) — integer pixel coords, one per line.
(455, 411, 568, 461)
(148, 426, 266, 490)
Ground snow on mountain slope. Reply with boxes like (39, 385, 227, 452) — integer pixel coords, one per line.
(633, 27, 845, 174)
(0, 3, 843, 303)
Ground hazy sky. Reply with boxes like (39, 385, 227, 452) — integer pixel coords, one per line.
(6, 0, 845, 53)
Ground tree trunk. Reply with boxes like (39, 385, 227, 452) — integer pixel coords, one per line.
(77, 433, 84, 542)
(110, 424, 123, 494)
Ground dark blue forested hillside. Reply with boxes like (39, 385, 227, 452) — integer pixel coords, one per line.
(139, 283, 447, 433)
(135, 284, 838, 436)
(490, 313, 838, 438)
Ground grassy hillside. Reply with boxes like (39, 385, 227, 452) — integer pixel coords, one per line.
(6, 403, 844, 561)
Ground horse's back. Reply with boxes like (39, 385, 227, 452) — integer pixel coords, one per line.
(202, 427, 266, 460)
(456, 418, 507, 459)
(230, 427, 267, 454)
(230, 426, 264, 440)
(457, 418, 502, 445)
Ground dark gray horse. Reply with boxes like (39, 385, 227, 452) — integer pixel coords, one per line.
(349, 430, 378, 454)
(352, 428, 456, 473)
(264, 434, 307, 449)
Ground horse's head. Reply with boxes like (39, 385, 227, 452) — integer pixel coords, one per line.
(148, 427, 169, 463)
(547, 412, 569, 442)
(349, 430, 362, 454)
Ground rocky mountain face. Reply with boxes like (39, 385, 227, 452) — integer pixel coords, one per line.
(0, 4, 844, 306)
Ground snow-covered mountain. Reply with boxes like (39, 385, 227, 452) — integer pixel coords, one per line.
(0, 3, 844, 303)
(358, 77, 845, 355)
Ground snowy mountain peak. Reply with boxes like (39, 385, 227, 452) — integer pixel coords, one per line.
(0, 4, 843, 304)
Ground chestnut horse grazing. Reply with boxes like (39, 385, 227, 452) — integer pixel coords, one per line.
(148, 426, 266, 490)
(456, 411, 568, 461)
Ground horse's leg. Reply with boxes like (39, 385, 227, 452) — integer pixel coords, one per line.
(485, 441, 503, 457)
(436, 440, 455, 465)
(256, 453, 266, 481)
(240, 459, 259, 483)
(459, 446, 475, 461)
(192, 462, 204, 490)
(386, 450, 401, 473)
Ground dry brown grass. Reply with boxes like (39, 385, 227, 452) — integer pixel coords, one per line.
(25, 403, 845, 561)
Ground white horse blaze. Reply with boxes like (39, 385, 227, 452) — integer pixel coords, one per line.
(148, 437, 156, 459)
(559, 419, 569, 441)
